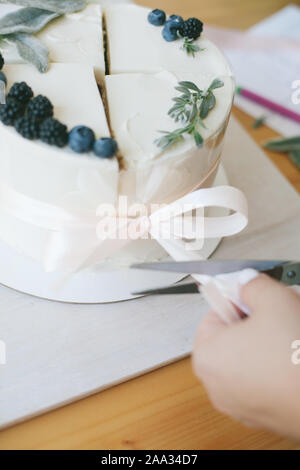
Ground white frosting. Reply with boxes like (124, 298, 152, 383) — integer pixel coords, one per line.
(106, 71, 234, 170)
(0, 63, 119, 261)
(1, 63, 118, 205)
(104, 4, 232, 77)
(0, 3, 106, 84)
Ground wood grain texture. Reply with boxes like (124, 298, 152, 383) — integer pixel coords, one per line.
(1, 0, 300, 450)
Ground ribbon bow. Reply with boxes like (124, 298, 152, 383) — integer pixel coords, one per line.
(42, 185, 248, 272)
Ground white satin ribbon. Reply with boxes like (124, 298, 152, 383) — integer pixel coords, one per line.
(0, 181, 248, 274)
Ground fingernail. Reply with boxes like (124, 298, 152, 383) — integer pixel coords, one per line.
(238, 269, 259, 286)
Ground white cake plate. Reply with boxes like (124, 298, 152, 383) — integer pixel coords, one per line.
(0, 166, 228, 303)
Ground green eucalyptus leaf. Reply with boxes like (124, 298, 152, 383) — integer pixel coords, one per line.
(264, 136, 300, 152)
(289, 150, 300, 170)
(172, 97, 186, 104)
(6, 32, 49, 72)
(190, 102, 198, 122)
(175, 86, 191, 94)
(209, 78, 224, 90)
(200, 92, 216, 119)
(193, 129, 203, 147)
(178, 81, 201, 92)
(0, 8, 59, 35)
(253, 115, 266, 129)
(0, 0, 87, 13)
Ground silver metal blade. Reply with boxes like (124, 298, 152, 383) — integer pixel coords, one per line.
(131, 260, 288, 276)
(132, 283, 200, 296)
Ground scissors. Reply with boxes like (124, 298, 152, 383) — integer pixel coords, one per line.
(131, 260, 300, 295)
(131, 261, 300, 323)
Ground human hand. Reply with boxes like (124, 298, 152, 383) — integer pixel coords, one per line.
(192, 274, 300, 439)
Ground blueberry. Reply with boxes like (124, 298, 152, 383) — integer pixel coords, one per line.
(68, 125, 95, 153)
(0, 71, 6, 86)
(162, 22, 179, 42)
(148, 9, 166, 26)
(167, 14, 184, 27)
(94, 138, 118, 158)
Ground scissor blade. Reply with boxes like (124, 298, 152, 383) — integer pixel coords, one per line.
(131, 260, 287, 276)
(133, 283, 200, 296)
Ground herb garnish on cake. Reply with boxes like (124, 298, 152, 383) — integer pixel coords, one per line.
(156, 79, 224, 150)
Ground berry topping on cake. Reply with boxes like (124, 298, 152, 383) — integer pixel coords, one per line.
(0, 98, 25, 126)
(27, 95, 54, 122)
(15, 116, 40, 140)
(179, 18, 203, 40)
(148, 9, 166, 26)
(0, 71, 7, 86)
(94, 138, 118, 159)
(167, 15, 184, 27)
(68, 125, 95, 153)
(7, 82, 33, 104)
(0, 53, 4, 71)
(40, 118, 68, 148)
(162, 22, 180, 42)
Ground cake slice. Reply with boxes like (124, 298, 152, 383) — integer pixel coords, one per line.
(104, 4, 232, 78)
(0, 62, 119, 265)
(0, 3, 106, 84)
(105, 71, 234, 170)
(1, 63, 118, 206)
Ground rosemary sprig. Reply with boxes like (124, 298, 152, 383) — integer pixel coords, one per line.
(182, 37, 204, 57)
(155, 78, 224, 151)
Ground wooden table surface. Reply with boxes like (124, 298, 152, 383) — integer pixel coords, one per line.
(1, 0, 300, 451)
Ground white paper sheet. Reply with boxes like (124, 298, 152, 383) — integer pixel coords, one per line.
(206, 5, 300, 136)
(248, 4, 300, 40)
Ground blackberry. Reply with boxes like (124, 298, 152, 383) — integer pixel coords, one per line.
(40, 118, 68, 147)
(0, 98, 25, 126)
(27, 95, 53, 121)
(0, 53, 4, 71)
(179, 18, 203, 40)
(7, 81, 33, 104)
(15, 116, 40, 140)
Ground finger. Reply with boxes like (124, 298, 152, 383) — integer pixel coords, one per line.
(240, 273, 295, 315)
(201, 281, 241, 324)
(195, 309, 227, 345)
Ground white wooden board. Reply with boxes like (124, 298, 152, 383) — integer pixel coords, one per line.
(0, 116, 300, 429)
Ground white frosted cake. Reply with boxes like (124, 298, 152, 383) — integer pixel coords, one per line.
(0, 2, 106, 83)
(0, 1, 234, 271)
(104, 4, 232, 77)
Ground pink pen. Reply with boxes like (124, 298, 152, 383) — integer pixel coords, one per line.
(236, 86, 300, 124)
